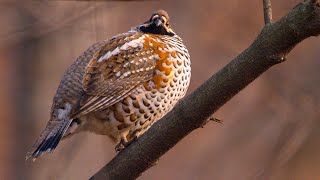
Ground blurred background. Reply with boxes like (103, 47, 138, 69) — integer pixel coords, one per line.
(1, 0, 320, 179)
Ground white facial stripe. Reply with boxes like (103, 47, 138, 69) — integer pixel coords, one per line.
(161, 16, 167, 23)
(152, 15, 159, 21)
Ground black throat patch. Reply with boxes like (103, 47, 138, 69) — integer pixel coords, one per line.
(139, 24, 175, 36)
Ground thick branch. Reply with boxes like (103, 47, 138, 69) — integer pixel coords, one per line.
(90, 1, 320, 179)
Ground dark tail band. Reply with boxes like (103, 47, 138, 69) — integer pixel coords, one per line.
(26, 120, 72, 160)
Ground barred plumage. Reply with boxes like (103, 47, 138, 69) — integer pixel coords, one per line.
(27, 10, 191, 159)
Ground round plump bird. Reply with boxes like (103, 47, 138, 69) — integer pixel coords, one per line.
(27, 10, 191, 159)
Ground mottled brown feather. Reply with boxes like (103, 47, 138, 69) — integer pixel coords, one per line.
(70, 33, 158, 118)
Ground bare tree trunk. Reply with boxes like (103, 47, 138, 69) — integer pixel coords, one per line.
(90, 0, 320, 179)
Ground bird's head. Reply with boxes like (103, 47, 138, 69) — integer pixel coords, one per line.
(138, 10, 175, 36)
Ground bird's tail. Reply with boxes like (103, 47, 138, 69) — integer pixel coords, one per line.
(26, 119, 72, 161)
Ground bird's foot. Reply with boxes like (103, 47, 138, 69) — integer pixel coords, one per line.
(115, 135, 138, 152)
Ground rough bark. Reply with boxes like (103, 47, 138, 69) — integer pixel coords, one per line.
(90, 0, 320, 179)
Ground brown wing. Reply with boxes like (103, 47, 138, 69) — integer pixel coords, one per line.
(70, 33, 157, 117)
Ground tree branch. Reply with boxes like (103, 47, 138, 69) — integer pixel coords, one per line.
(90, 1, 320, 179)
(263, 0, 273, 24)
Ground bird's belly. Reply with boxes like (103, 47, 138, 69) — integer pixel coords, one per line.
(84, 54, 191, 143)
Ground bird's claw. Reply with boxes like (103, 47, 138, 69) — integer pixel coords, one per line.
(115, 135, 138, 152)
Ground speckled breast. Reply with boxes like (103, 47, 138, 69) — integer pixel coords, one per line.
(89, 34, 191, 142)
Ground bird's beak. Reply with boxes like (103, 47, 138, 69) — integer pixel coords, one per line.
(155, 19, 162, 27)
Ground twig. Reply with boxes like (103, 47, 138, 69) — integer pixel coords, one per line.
(263, 0, 273, 24)
(199, 117, 223, 128)
(209, 117, 223, 124)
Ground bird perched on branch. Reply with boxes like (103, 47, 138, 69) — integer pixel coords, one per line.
(27, 10, 191, 160)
